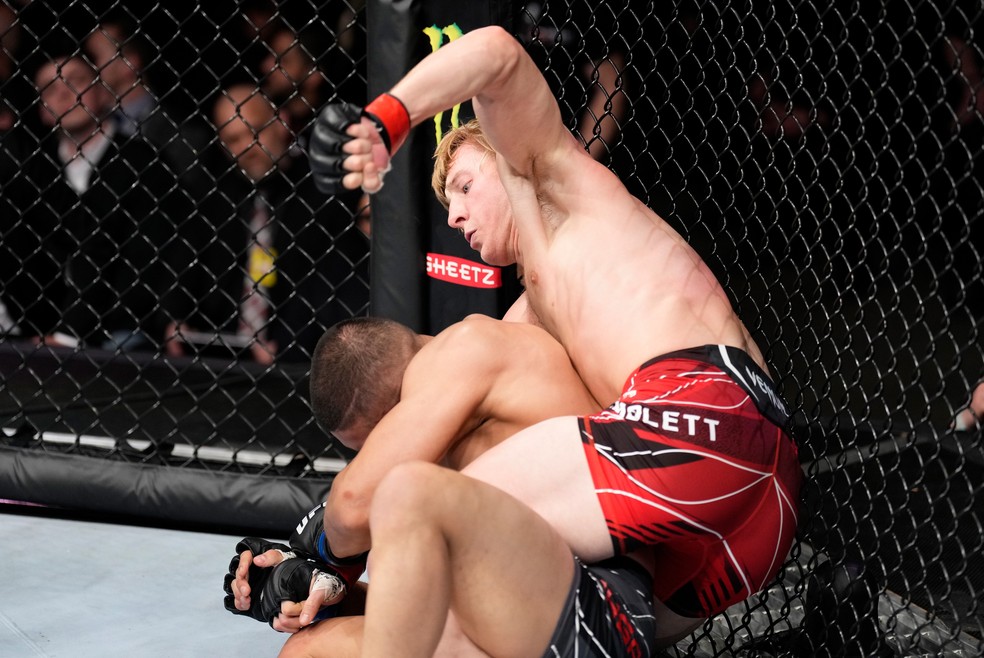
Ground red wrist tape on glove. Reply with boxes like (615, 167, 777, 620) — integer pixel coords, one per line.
(363, 93, 411, 155)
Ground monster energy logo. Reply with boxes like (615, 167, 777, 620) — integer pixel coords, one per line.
(423, 23, 464, 145)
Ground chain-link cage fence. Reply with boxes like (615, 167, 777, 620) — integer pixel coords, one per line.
(519, 2, 983, 654)
(0, 0, 372, 527)
(1, 0, 983, 655)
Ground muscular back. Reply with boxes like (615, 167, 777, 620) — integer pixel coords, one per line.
(423, 315, 601, 468)
(324, 314, 599, 557)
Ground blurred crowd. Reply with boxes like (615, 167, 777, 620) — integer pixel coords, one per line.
(0, 0, 370, 364)
(0, 0, 980, 383)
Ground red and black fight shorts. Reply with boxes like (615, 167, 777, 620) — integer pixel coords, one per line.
(542, 556, 657, 658)
(578, 345, 803, 618)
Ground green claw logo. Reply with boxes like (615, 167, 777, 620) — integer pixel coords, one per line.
(423, 23, 464, 145)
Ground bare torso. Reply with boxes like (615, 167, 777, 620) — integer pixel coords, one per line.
(438, 315, 601, 468)
(502, 152, 765, 405)
(324, 315, 600, 557)
(379, 23, 762, 409)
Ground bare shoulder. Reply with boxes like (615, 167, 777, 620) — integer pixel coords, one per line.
(406, 315, 513, 380)
(442, 313, 534, 346)
(449, 315, 600, 416)
(530, 135, 629, 215)
(433, 314, 560, 361)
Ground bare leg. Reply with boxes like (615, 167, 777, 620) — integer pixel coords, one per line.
(279, 616, 364, 658)
(361, 461, 576, 658)
(434, 613, 493, 658)
(462, 416, 612, 561)
(277, 611, 490, 658)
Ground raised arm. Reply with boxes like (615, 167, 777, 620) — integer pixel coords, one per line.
(310, 26, 578, 194)
(391, 26, 571, 176)
(322, 324, 497, 557)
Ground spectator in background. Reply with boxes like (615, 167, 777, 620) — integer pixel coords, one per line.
(82, 14, 214, 200)
(941, 35, 984, 133)
(6, 54, 179, 349)
(934, 30, 984, 311)
(0, 1, 34, 336)
(243, 2, 366, 137)
(747, 72, 830, 142)
(0, 1, 34, 184)
(162, 84, 368, 365)
(82, 18, 157, 135)
(254, 13, 367, 139)
(954, 381, 984, 431)
(0, 1, 26, 131)
(239, 0, 279, 44)
(258, 25, 327, 138)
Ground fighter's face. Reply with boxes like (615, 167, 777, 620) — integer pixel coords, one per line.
(332, 423, 369, 451)
(444, 144, 515, 266)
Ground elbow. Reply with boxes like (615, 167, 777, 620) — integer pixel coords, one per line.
(336, 500, 371, 538)
(324, 490, 371, 550)
(474, 26, 524, 86)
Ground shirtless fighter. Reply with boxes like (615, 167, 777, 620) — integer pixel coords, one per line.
(227, 315, 667, 656)
(307, 24, 803, 657)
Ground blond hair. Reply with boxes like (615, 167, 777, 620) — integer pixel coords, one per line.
(431, 119, 496, 209)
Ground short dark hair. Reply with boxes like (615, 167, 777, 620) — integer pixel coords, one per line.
(310, 317, 416, 435)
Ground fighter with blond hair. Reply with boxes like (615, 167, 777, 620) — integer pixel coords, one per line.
(305, 25, 802, 656)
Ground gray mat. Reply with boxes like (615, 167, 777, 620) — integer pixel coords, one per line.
(0, 510, 289, 657)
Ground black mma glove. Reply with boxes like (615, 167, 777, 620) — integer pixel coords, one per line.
(225, 553, 347, 627)
(291, 502, 369, 588)
(308, 93, 410, 194)
(223, 537, 294, 619)
(309, 102, 361, 194)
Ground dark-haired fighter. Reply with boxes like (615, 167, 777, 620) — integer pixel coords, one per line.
(308, 24, 803, 657)
(229, 315, 677, 657)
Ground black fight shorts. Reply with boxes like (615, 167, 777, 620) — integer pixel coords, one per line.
(541, 556, 656, 658)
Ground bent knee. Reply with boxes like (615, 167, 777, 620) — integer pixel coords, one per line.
(369, 461, 448, 526)
(279, 617, 365, 658)
(278, 626, 327, 658)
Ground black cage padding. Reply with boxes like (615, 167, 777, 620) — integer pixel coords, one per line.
(0, 445, 330, 534)
(1, 0, 983, 654)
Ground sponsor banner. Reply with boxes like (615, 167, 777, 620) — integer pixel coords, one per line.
(426, 253, 502, 288)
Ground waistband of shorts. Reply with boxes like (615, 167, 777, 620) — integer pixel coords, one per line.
(585, 555, 653, 586)
(635, 344, 791, 431)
